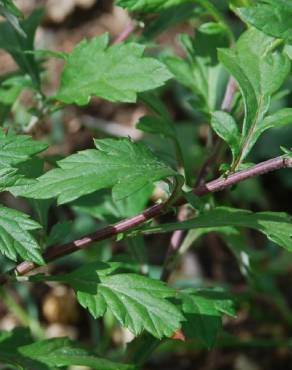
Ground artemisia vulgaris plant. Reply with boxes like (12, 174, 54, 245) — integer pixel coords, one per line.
(0, 0, 291, 368)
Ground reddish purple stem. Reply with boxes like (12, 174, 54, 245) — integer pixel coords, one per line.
(0, 155, 291, 285)
(113, 22, 136, 44)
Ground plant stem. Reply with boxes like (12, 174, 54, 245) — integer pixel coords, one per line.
(195, 78, 237, 187)
(113, 21, 136, 44)
(0, 155, 291, 286)
(193, 155, 292, 196)
(161, 77, 237, 282)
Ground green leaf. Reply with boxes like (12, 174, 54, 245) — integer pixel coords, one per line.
(142, 3, 201, 39)
(0, 328, 135, 370)
(180, 288, 235, 348)
(0, 327, 33, 347)
(0, 157, 45, 198)
(0, 130, 47, 167)
(20, 137, 176, 204)
(0, 0, 23, 18)
(0, 164, 34, 192)
(46, 221, 73, 246)
(56, 33, 172, 105)
(0, 167, 19, 191)
(137, 115, 176, 138)
(230, 0, 253, 5)
(210, 111, 240, 162)
(0, 0, 25, 37)
(252, 108, 292, 146)
(139, 207, 292, 251)
(140, 92, 172, 121)
(7, 157, 46, 198)
(281, 147, 292, 157)
(0, 74, 33, 123)
(46, 262, 184, 339)
(238, 0, 292, 44)
(218, 28, 290, 165)
(136, 114, 187, 180)
(26, 49, 68, 60)
(0, 9, 43, 87)
(73, 185, 153, 222)
(164, 28, 228, 115)
(0, 205, 43, 263)
(116, 0, 188, 13)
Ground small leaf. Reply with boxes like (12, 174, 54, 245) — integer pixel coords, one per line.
(257, 108, 292, 133)
(0, 74, 33, 123)
(0, 9, 43, 87)
(46, 262, 185, 339)
(244, 108, 292, 155)
(218, 28, 290, 164)
(281, 147, 292, 157)
(26, 49, 68, 60)
(164, 29, 228, 115)
(20, 137, 177, 204)
(0, 328, 135, 370)
(0, 205, 43, 263)
(116, 0, 188, 13)
(0, 0, 23, 18)
(198, 22, 227, 35)
(137, 115, 176, 138)
(73, 185, 153, 222)
(56, 33, 172, 105)
(180, 288, 235, 348)
(0, 0, 25, 37)
(238, 0, 292, 44)
(211, 111, 240, 162)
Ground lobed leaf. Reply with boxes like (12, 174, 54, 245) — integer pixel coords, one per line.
(0, 328, 135, 370)
(45, 262, 185, 339)
(0, 130, 47, 167)
(20, 137, 177, 204)
(56, 33, 172, 105)
(180, 288, 235, 348)
(0, 205, 43, 263)
(139, 207, 292, 252)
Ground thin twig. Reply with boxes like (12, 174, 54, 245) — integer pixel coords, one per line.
(194, 156, 292, 196)
(0, 155, 291, 285)
(113, 21, 136, 44)
(195, 77, 237, 187)
(160, 207, 188, 281)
